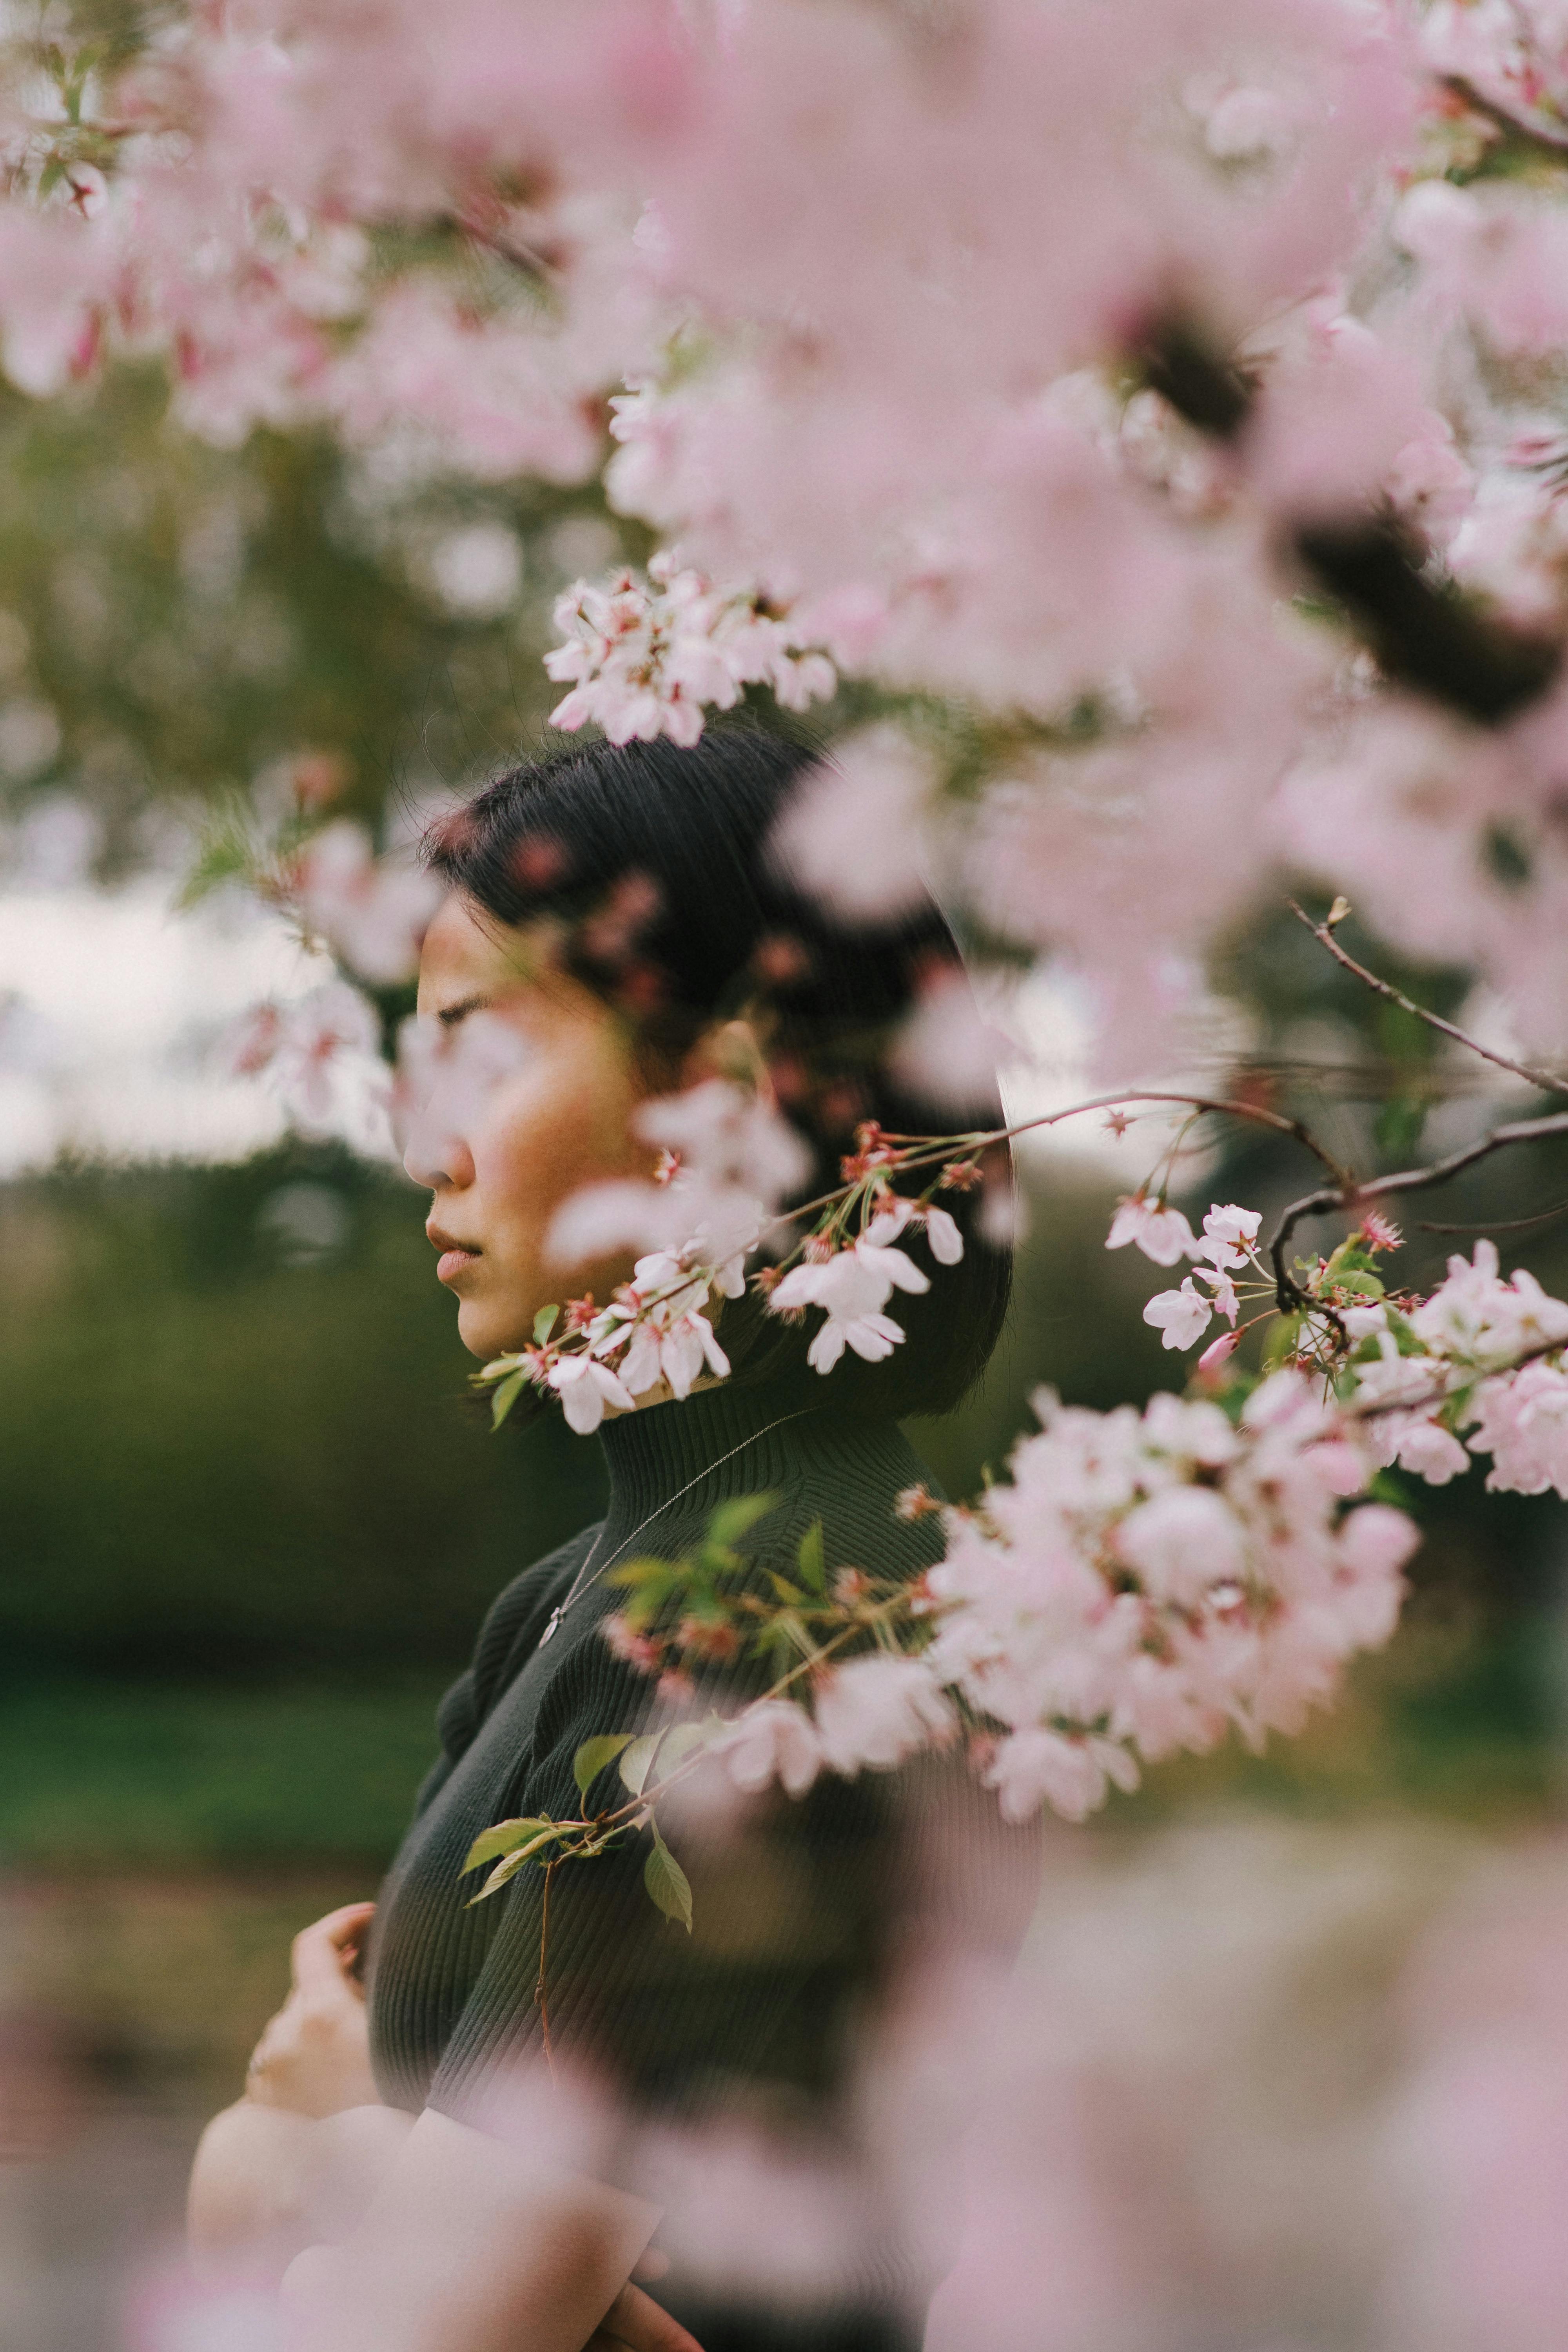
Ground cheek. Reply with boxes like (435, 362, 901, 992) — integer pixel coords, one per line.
(474, 1047, 645, 1246)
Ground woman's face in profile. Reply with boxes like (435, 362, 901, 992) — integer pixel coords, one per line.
(403, 892, 656, 1360)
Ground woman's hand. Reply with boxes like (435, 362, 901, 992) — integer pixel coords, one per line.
(245, 1901, 379, 2120)
(276, 2108, 698, 2352)
(586, 2279, 702, 2352)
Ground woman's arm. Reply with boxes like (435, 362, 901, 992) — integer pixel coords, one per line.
(188, 2100, 414, 2277)
(189, 1902, 392, 2276)
(279, 2109, 701, 2352)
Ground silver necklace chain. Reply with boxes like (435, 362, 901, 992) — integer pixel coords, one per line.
(536, 1405, 815, 1647)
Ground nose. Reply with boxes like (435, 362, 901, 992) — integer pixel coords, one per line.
(400, 1101, 475, 1192)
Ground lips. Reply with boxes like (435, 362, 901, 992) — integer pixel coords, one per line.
(429, 1227, 482, 1285)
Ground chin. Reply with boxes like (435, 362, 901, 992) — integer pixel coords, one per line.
(456, 1300, 510, 1361)
(456, 1294, 541, 1362)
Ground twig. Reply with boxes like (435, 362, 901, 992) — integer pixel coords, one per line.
(1441, 72, 1568, 154)
(1269, 1110, 1568, 1309)
(1419, 1194, 1568, 1237)
(535, 1859, 558, 2074)
(1344, 1328, 1568, 1428)
(1292, 517, 1561, 724)
(1289, 900, 1568, 1100)
(779, 1089, 1352, 1227)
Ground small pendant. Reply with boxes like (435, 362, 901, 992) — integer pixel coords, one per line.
(539, 1607, 562, 1646)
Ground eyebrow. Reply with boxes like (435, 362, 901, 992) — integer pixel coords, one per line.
(437, 992, 493, 1028)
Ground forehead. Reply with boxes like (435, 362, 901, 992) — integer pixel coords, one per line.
(415, 893, 551, 1014)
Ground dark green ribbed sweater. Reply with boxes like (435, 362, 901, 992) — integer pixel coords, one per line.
(367, 1376, 1036, 2331)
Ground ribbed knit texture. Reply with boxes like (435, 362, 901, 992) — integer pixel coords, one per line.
(367, 1376, 1037, 2342)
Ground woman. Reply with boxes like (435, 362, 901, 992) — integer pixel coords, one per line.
(189, 728, 1033, 2352)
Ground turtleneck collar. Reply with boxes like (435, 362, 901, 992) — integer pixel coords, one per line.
(597, 1370, 824, 1548)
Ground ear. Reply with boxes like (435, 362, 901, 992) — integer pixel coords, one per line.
(679, 1014, 774, 1101)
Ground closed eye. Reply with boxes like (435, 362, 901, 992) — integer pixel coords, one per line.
(437, 993, 493, 1029)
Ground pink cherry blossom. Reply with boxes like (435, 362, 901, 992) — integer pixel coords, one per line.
(769, 725, 937, 921)
(712, 1698, 824, 1800)
(544, 555, 835, 748)
(1467, 1359, 1568, 1499)
(295, 820, 443, 987)
(811, 1655, 955, 1776)
(982, 1727, 1141, 1826)
(616, 1300, 730, 1403)
(229, 980, 385, 1133)
(1114, 1485, 1247, 1609)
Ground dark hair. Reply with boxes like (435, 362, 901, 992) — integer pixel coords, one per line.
(424, 725, 1012, 1419)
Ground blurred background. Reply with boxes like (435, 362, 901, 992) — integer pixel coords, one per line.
(4, 370, 1568, 2350)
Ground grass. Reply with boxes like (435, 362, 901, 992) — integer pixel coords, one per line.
(0, 1675, 453, 1869)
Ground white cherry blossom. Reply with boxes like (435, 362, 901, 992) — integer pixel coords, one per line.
(546, 1353, 638, 1436)
(1106, 1194, 1199, 1267)
(1143, 1279, 1214, 1351)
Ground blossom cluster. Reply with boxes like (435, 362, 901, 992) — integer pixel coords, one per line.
(1110, 1192, 1267, 1366)
(544, 555, 836, 748)
(222, 980, 390, 1142)
(292, 820, 442, 989)
(586, 1367, 1416, 1832)
(1348, 1240, 1568, 1500)
(1114, 1186, 1568, 1503)
(16, 5, 1568, 1055)
(478, 1085, 971, 1431)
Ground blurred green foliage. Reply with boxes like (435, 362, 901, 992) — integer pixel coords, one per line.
(3, 1145, 1565, 1873)
(0, 1677, 449, 1867)
(0, 1142, 605, 1676)
(0, 367, 639, 863)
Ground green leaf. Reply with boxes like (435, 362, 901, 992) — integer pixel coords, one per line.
(1374, 1092, 1428, 1163)
(1328, 1269, 1385, 1300)
(573, 1733, 633, 1803)
(1261, 1312, 1301, 1370)
(533, 1303, 561, 1344)
(617, 1720, 717, 1799)
(653, 1722, 720, 1776)
(643, 1823, 693, 1932)
(1383, 1307, 1425, 1359)
(705, 1492, 779, 1550)
(465, 1822, 575, 1900)
(608, 1555, 680, 1590)
(461, 1815, 558, 1874)
(618, 1733, 661, 1797)
(797, 1518, 826, 1594)
(767, 1570, 807, 1604)
(490, 1370, 527, 1430)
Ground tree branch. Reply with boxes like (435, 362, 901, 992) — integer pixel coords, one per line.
(1292, 517, 1561, 724)
(1419, 1193, 1568, 1237)
(1269, 1110, 1568, 1308)
(1289, 898, 1568, 1100)
(1441, 72, 1568, 156)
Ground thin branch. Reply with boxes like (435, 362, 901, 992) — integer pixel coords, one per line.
(1269, 1109, 1568, 1308)
(1289, 899, 1568, 1100)
(535, 1859, 557, 2075)
(1293, 517, 1561, 724)
(1419, 1194, 1568, 1237)
(1442, 72, 1568, 154)
(778, 1089, 1352, 1227)
(1344, 1328, 1568, 1429)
